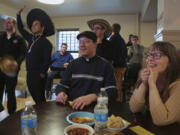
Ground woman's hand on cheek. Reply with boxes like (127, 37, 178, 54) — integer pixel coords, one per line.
(148, 68, 159, 86)
(141, 68, 150, 85)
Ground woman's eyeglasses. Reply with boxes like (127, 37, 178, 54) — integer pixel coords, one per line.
(145, 52, 164, 60)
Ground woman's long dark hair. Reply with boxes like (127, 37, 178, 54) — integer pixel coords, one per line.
(136, 41, 180, 101)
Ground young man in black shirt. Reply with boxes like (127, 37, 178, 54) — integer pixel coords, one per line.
(87, 19, 113, 63)
(17, 6, 54, 104)
(109, 23, 127, 101)
(0, 17, 26, 114)
(56, 31, 117, 110)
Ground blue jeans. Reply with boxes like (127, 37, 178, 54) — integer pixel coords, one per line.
(45, 71, 64, 92)
(125, 63, 141, 84)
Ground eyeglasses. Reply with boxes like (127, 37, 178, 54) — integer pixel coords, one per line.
(92, 27, 103, 31)
(145, 52, 164, 60)
(78, 40, 92, 44)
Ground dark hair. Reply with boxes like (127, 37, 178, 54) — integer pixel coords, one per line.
(132, 35, 138, 40)
(150, 41, 180, 83)
(136, 42, 180, 99)
(61, 43, 67, 47)
(112, 23, 121, 33)
(128, 34, 133, 40)
(39, 20, 44, 27)
(33, 19, 44, 27)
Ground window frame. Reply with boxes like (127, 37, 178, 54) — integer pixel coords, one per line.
(56, 28, 80, 53)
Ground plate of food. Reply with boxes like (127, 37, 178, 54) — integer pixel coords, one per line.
(66, 111, 95, 126)
(64, 124, 94, 135)
(107, 115, 129, 132)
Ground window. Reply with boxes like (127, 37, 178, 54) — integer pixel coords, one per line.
(57, 29, 80, 59)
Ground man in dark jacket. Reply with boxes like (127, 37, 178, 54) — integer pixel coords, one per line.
(17, 6, 54, 104)
(56, 31, 117, 110)
(0, 17, 26, 114)
(109, 23, 127, 101)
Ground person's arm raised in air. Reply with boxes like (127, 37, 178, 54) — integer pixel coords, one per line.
(16, 5, 32, 41)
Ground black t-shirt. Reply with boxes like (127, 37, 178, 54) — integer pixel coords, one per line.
(96, 38, 113, 63)
(0, 32, 27, 69)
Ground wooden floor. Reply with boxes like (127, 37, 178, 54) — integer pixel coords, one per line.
(0, 90, 57, 122)
(3, 90, 56, 112)
(3, 96, 34, 112)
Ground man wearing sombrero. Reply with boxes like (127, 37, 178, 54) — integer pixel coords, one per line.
(87, 19, 113, 63)
(16, 6, 54, 104)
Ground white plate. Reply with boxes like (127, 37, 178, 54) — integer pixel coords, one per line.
(64, 124, 94, 135)
(107, 120, 129, 132)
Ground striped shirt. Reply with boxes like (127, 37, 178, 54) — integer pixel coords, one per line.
(56, 55, 117, 101)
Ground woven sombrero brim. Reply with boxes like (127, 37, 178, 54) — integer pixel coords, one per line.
(27, 8, 55, 37)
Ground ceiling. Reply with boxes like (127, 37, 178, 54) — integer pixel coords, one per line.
(0, 0, 157, 21)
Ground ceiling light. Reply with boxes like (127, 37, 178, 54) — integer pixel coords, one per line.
(37, 0, 64, 5)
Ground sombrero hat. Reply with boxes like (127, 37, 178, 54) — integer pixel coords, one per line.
(27, 8, 55, 37)
(0, 56, 17, 77)
(87, 19, 112, 38)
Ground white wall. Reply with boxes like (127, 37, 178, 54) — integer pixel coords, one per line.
(164, 0, 180, 30)
(50, 14, 156, 49)
(0, 18, 5, 31)
(0, 3, 157, 49)
(52, 14, 137, 42)
(158, 0, 164, 19)
(140, 22, 157, 47)
(0, 3, 17, 18)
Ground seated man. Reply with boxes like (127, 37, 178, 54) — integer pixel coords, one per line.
(46, 43, 73, 96)
(56, 31, 117, 110)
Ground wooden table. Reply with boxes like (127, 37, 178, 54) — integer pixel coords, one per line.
(0, 101, 179, 135)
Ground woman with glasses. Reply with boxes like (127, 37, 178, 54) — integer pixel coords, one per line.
(129, 41, 180, 126)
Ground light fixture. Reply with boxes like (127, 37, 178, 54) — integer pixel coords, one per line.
(37, 0, 64, 5)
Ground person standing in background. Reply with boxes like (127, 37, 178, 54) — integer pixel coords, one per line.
(109, 23, 127, 101)
(126, 35, 144, 87)
(126, 34, 133, 63)
(87, 19, 113, 63)
(0, 17, 26, 114)
(17, 6, 54, 104)
(126, 34, 133, 47)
